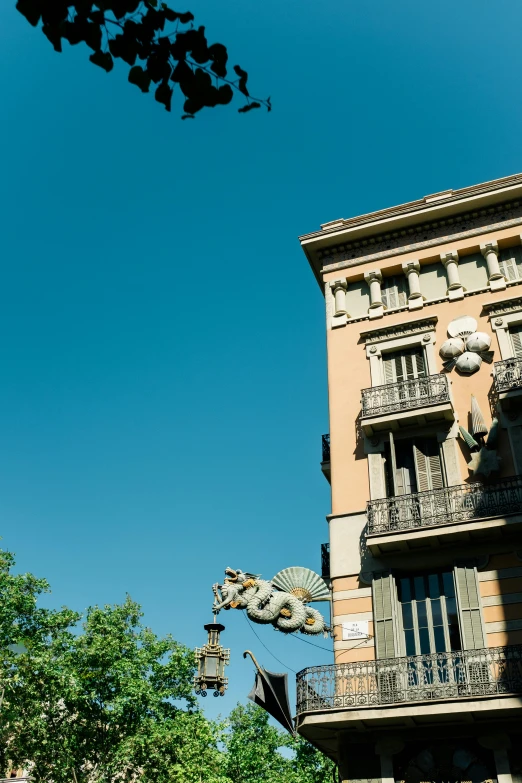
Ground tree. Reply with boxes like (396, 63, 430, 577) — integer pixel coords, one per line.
(15, 1, 270, 119)
(224, 702, 335, 783)
(0, 550, 333, 782)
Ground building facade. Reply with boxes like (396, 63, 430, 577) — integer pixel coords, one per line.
(296, 173, 522, 783)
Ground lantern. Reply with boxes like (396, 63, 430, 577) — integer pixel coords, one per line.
(194, 622, 230, 697)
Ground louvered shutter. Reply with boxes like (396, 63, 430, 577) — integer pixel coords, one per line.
(413, 439, 444, 492)
(396, 277, 407, 307)
(454, 567, 486, 650)
(500, 256, 518, 281)
(511, 325, 522, 359)
(404, 352, 414, 380)
(381, 277, 407, 310)
(413, 349, 426, 378)
(383, 353, 405, 383)
(373, 574, 398, 659)
(499, 248, 522, 281)
(383, 354, 394, 383)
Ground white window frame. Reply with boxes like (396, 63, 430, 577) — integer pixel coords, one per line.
(365, 331, 438, 387)
(490, 309, 522, 360)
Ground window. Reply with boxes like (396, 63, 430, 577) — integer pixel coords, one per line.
(398, 572, 461, 656)
(372, 566, 485, 661)
(381, 275, 407, 309)
(385, 436, 444, 497)
(382, 346, 426, 385)
(510, 323, 522, 358)
(499, 246, 522, 282)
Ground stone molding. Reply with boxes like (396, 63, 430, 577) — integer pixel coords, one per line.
(318, 198, 522, 274)
(484, 296, 522, 317)
(361, 316, 438, 344)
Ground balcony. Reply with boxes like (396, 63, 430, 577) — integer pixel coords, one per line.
(296, 645, 522, 728)
(360, 374, 454, 436)
(321, 433, 330, 483)
(366, 476, 522, 554)
(494, 357, 522, 410)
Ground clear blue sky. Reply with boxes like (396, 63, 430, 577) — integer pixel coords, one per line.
(1, 0, 522, 719)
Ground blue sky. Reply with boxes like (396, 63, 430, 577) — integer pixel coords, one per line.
(1, 0, 522, 719)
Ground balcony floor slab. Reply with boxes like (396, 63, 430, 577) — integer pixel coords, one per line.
(366, 512, 522, 555)
(361, 401, 454, 436)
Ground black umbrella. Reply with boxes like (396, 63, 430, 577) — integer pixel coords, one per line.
(243, 650, 295, 736)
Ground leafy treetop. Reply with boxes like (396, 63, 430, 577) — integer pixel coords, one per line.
(16, 0, 271, 118)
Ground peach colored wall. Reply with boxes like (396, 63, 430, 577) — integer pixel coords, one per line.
(327, 288, 519, 515)
(333, 597, 372, 615)
(480, 577, 522, 597)
(334, 646, 376, 663)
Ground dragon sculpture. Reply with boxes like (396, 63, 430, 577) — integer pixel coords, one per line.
(212, 566, 330, 635)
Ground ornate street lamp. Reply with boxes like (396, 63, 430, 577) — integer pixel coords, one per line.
(194, 622, 230, 697)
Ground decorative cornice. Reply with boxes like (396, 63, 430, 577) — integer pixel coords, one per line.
(318, 198, 522, 274)
(361, 316, 438, 344)
(484, 296, 522, 317)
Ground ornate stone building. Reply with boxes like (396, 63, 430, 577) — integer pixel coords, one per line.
(296, 173, 522, 783)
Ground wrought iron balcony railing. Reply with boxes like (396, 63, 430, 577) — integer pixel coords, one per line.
(322, 433, 330, 463)
(494, 357, 522, 393)
(361, 374, 450, 418)
(366, 475, 522, 535)
(296, 645, 522, 715)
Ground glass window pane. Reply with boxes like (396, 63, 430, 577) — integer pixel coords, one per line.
(405, 630, 416, 656)
(442, 571, 455, 598)
(400, 578, 411, 603)
(431, 598, 443, 626)
(434, 626, 446, 653)
(449, 624, 461, 651)
(414, 576, 426, 601)
(402, 603, 413, 630)
(428, 573, 440, 599)
(419, 627, 431, 654)
(445, 595, 459, 625)
(417, 600, 428, 628)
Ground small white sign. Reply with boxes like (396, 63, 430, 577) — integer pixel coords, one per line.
(342, 621, 369, 641)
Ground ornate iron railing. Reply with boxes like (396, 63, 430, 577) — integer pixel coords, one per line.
(494, 357, 522, 393)
(366, 475, 522, 535)
(322, 433, 330, 462)
(296, 645, 522, 714)
(321, 543, 330, 580)
(361, 374, 450, 417)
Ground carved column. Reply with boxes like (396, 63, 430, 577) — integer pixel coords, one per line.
(401, 259, 424, 310)
(330, 279, 348, 316)
(375, 738, 404, 783)
(440, 250, 464, 300)
(481, 240, 506, 291)
(479, 734, 512, 783)
(364, 269, 384, 320)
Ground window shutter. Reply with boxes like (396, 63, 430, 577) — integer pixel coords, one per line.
(403, 352, 414, 380)
(394, 354, 405, 382)
(511, 325, 522, 359)
(397, 278, 407, 307)
(454, 567, 486, 650)
(413, 439, 444, 492)
(372, 574, 399, 659)
(500, 255, 518, 281)
(413, 348, 426, 378)
(500, 248, 522, 281)
(381, 277, 407, 310)
(383, 354, 395, 384)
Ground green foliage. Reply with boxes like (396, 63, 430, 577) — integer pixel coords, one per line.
(224, 702, 335, 783)
(15, 0, 271, 118)
(0, 551, 332, 782)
